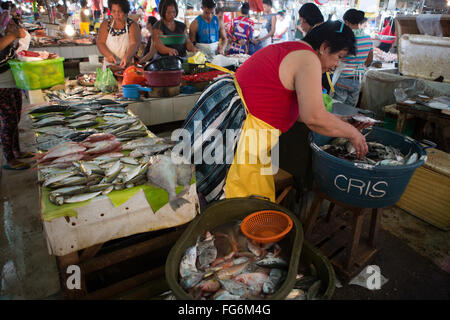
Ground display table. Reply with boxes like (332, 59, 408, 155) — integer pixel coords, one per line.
(30, 45, 101, 59)
(28, 101, 199, 299)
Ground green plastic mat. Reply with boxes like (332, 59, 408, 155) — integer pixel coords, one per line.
(41, 178, 195, 222)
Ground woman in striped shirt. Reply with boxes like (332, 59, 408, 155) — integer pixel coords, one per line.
(333, 9, 373, 107)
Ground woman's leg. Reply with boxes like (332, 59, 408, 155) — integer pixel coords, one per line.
(0, 88, 19, 163)
(11, 88, 22, 156)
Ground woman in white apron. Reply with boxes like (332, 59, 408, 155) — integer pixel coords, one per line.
(96, 0, 141, 70)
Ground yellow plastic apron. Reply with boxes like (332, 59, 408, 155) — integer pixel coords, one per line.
(206, 63, 281, 202)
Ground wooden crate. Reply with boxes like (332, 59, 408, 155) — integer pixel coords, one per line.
(396, 148, 450, 231)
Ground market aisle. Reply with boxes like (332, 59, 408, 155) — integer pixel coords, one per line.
(0, 111, 61, 300)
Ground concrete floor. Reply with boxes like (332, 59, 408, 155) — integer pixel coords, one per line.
(0, 103, 449, 300)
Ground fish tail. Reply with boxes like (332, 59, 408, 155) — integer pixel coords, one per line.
(169, 197, 190, 211)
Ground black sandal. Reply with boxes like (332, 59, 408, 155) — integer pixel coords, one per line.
(2, 162, 31, 170)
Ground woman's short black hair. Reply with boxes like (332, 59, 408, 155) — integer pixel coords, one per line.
(303, 20, 356, 56)
(241, 2, 250, 15)
(108, 0, 131, 14)
(298, 3, 324, 27)
(343, 9, 365, 25)
(262, 0, 272, 7)
(159, 0, 179, 19)
(147, 16, 158, 26)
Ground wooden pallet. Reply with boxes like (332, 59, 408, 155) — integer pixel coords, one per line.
(304, 189, 382, 281)
(307, 213, 379, 281)
(57, 226, 186, 300)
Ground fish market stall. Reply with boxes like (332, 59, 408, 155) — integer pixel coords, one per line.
(25, 97, 199, 299)
(28, 26, 98, 60)
(29, 44, 101, 60)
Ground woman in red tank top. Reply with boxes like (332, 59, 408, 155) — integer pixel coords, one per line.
(182, 20, 370, 205)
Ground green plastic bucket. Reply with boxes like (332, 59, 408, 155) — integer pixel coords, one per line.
(165, 197, 304, 300)
(8, 57, 65, 90)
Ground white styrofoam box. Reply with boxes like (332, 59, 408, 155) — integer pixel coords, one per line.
(398, 34, 450, 83)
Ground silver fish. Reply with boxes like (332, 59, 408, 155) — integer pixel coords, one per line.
(49, 194, 64, 206)
(87, 184, 113, 192)
(67, 120, 98, 128)
(67, 114, 98, 123)
(123, 162, 149, 183)
(48, 175, 89, 188)
(263, 268, 284, 295)
(104, 124, 132, 135)
(66, 110, 97, 120)
(180, 271, 205, 290)
(146, 155, 190, 210)
(93, 152, 124, 162)
(120, 157, 139, 165)
(180, 243, 199, 278)
(218, 279, 256, 298)
(64, 191, 102, 204)
(256, 255, 288, 269)
(33, 118, 67, 128)
(129, 144, 174, 158)
(122, 137, 164, 150)
(43, 171, 78, 187)
(116, 129, 148, 139)
(101, 186, 114, 195)
(196, 232, 217, 271)
(50, 185, 89, 196)
(105, 160, 122, 177)
(213, 289, 242, 300)
(285, 289, 306, 300)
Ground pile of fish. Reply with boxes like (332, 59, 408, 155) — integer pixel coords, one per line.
(31, 99, 194, 208)
(320, 136, 418, 166)
(30, 100, 148, 151)
(179, 221, 293, 300)
(43, 86, 103, 101)
(285, 264, 324, 300)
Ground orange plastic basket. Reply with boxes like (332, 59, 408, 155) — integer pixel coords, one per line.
(240, 210, 294, 244)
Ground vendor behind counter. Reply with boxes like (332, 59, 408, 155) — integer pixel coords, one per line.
(96, 0, 141, 70)
(188, 0, 227, 59)
(152, 0, 198, 58)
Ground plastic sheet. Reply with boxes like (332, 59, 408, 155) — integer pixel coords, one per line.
(416, 14, 443, 37)
(360, 69, 450, 119)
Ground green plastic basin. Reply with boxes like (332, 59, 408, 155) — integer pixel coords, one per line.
(160, 34, 186, 45)
(165, 197, 304, 300)
(8, 57, 65, 90)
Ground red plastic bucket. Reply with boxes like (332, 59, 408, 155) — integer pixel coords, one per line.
(145, 70, 183, 87)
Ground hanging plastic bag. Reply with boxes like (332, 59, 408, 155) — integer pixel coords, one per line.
(100, 68, 118, 93)
(122, 65, 146, 86)
(94, 67, 104, 91)
(94, 68, 118, 93)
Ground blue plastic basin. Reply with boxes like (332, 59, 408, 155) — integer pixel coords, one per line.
(310, 127, 427, 208)
(122, 84, 151, 99)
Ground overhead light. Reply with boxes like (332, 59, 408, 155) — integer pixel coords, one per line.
(65, 24, 75, 36)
